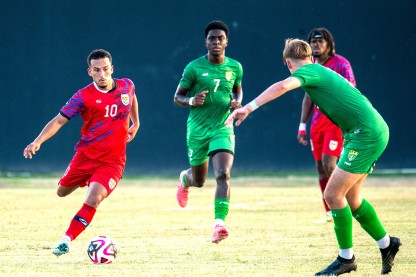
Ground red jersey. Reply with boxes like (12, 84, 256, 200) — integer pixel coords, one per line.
(311, 54, 356, 131)
(60, 78, 135, 164)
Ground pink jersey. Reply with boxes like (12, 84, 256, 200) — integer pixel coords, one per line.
(311, 54, 356, 131)
(60, 78, 135, 164)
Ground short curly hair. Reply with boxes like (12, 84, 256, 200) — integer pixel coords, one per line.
(204, 20, 229, 38)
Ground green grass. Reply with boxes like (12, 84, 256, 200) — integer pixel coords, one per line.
(0, 175, 415, 276)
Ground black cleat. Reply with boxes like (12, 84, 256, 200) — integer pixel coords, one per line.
(315, 255, 357, 276)
(380, 236, 402, 274)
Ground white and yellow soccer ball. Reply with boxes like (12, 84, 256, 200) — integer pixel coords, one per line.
(87, 235, 117, 264)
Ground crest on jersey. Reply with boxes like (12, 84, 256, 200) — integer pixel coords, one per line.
(225, 71, 232, 81)
(348, 150, 359, 161)
(108, 178, 117, 190)
(121, 94, 129, 106)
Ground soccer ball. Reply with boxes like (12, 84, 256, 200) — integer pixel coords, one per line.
(87, 235, 117, 264)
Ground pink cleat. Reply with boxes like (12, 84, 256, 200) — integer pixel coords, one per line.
(176, 170, 189, 208)
(211, 224, 229, 244)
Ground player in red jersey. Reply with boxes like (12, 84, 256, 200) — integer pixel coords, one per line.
(297, 28, 356, 222)
(23, 49, 140, 256)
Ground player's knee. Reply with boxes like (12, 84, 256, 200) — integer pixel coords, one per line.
(215, 168, 231, 183)
(323, 163, 336, 176)
(192, 177, 206, 188)
(57, 190, 68, 197)
(85, 197, 103, 209)
(323, 191, 343, 207)
(56, 186, 71, 197)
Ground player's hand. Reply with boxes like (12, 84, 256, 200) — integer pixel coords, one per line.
(225, 105, 251, 128)
(127, 123, 140, 142)
(230, 100, 242, 111)
(192, 90, 209, 106)
(23, 142, 41, 159)
(297, 130, 308, 146)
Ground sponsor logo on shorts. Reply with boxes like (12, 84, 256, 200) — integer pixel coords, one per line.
(121, 94, 130, 106)
(108, 178, 117, 190)
(225, 71, 232, 81)
(329, 140, 338, 151)
(348, 150, 359, 161)
(202, 73, 208, 76)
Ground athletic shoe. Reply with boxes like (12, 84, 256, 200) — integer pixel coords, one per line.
(380, 236, 401, 274)
(176, 170, 189, 208)
(315, 212, 333, 224)
(211, 224, 229, 244)
(315, 255, 357, 276)
(52, 235, 71, 256)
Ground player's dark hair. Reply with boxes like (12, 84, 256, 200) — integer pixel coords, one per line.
(307, 27, 336, 56)
(87, 49, 112, 67)
(205, 20, 229, 38)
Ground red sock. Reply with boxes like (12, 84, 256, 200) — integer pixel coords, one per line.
(65, 203, 96, 240)
(318, 177, 330, 212)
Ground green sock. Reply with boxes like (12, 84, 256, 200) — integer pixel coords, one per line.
(214, 198, 230, 221)
(352, 199, 387, 241)
(332, 205, 353, 249)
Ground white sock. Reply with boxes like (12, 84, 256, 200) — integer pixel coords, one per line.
(62, 235, 72, 242)
(214, 219, 225, 226)
(339, 248, 354, 260)
(377, 234, 390, 249)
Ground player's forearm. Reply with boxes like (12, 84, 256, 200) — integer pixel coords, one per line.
(232, 84, 243, 103)
(174, 94, 193, 107)
(129, 95, 140, 126)
(252, 82, 287, 108)
(300, 94, 313, 123)
(33, 115, 67, 144)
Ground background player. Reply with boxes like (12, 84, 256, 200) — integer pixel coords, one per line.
(226, 39, 401, 276)
(174, 20, 243, 243)
(23, 49, 140, 256)
(297, 28, 356, 222)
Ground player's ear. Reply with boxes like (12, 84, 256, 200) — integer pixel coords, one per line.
(87, 68, 92, 77)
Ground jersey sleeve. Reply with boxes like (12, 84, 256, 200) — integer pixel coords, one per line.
(339, 61, 356, 87)
(179, 63, 195, 89)
(60, 90, 85, 120)
(121, 78, 136, 96)
(234, 62, 243, 86)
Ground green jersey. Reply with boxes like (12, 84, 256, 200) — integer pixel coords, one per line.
(180, 55, 243, 140)
(291, 64, 387, 134)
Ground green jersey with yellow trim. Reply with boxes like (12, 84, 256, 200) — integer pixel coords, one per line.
(180, 55, 243, 139)
(291, 64, 387, 134)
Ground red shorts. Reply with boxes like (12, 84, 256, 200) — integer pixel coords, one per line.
(59, 152, 124, 195)
(309, 128, 343, 161)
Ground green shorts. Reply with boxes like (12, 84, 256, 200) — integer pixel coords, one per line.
(338, 129, 389, 174)
(187, 134, 235, 166)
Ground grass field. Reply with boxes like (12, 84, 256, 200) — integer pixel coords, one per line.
(0, 175, 415, 276)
